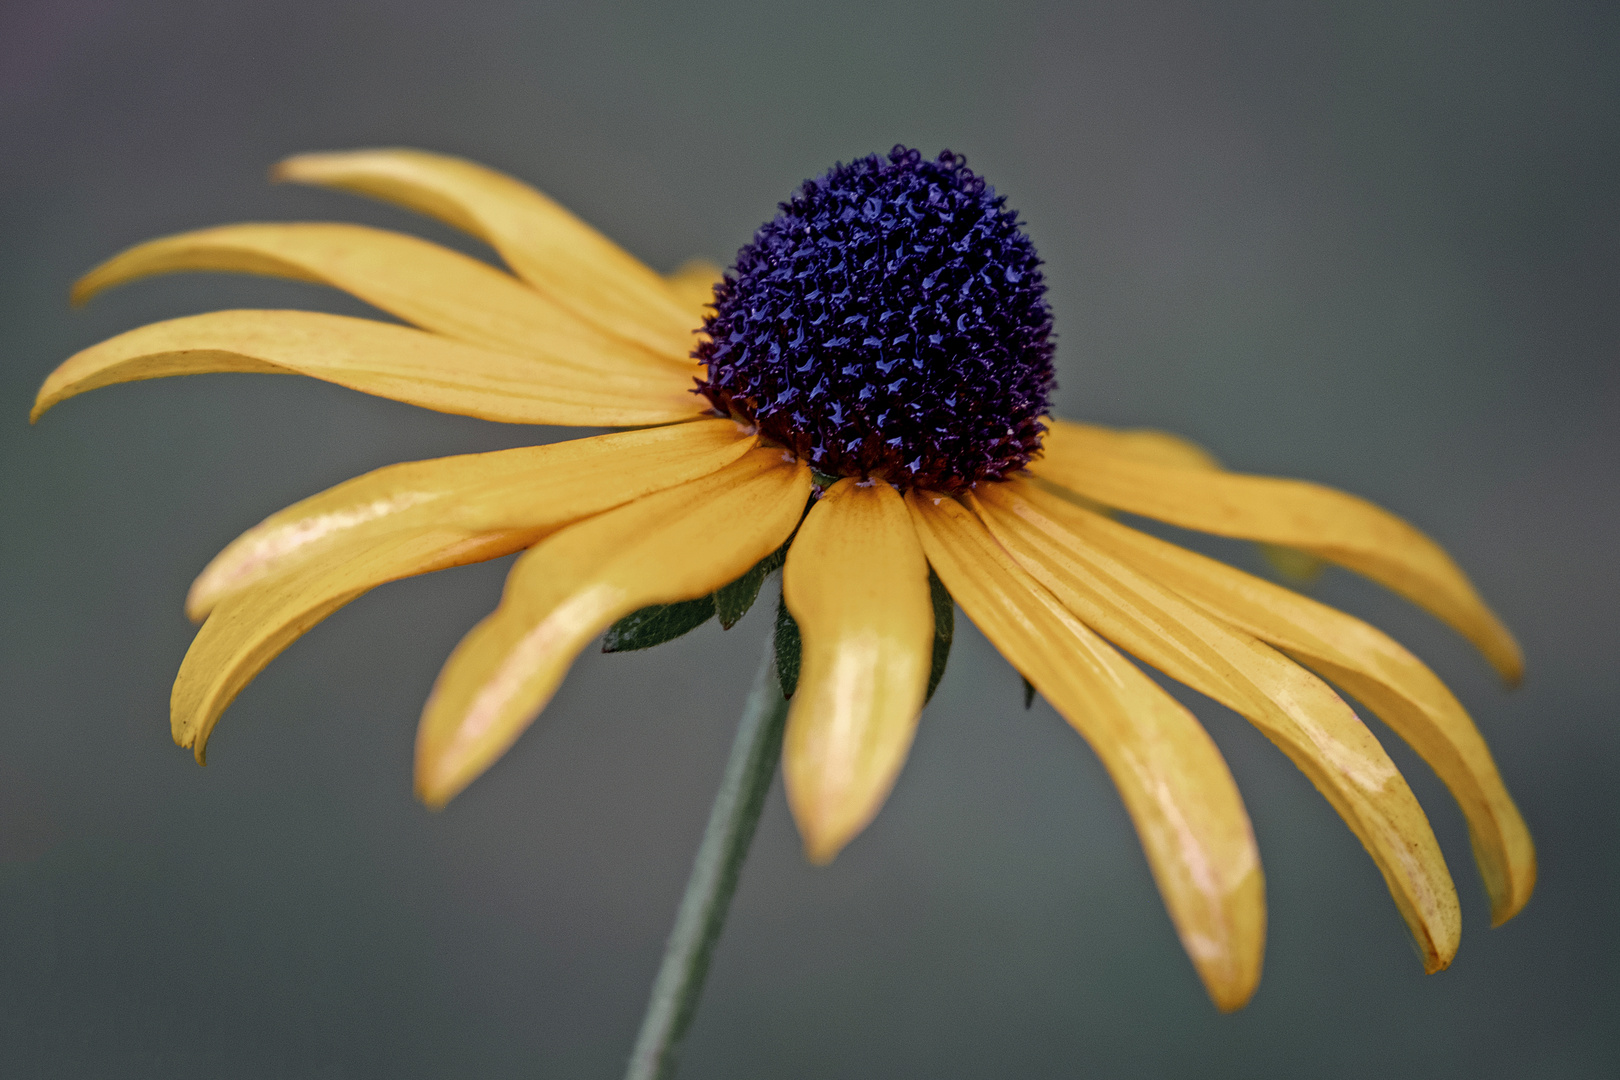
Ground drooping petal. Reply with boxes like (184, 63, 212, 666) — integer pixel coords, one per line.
(974, 483, 1462, 970)
(188, 420, 756, 620)
(72, 223, 692, 378)
(781, 479, 933, 864)
(31, 309, 703, 427)
(1033, 420, 1523, 684)
(1015, 481, 1535, 925)
(274, 149, 696, 359)
(1053, 422, 1221, 469)
(415, 447, 811, 807)
(1056, 422, 1326, 579)
(174, 528, 537, 763)
(665, 259, 723, 326)
(907, 492, 1264, 1011)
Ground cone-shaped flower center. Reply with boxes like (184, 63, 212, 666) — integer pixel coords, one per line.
(695, 146, 1056, 491)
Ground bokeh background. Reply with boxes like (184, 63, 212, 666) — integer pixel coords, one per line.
(3, 1, 1616, 1076)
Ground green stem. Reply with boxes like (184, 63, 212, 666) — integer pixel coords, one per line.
(623, 634, 789, 1080)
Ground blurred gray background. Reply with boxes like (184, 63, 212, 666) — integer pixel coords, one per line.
(2, 1, 1616, 1076)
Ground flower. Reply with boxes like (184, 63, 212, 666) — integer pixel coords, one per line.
(34, 146, 1533, 1012)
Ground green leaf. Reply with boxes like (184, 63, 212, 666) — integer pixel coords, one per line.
(1022, 677, 1036, 710)
(602, 595, 716, 653)
(925, 567, 954, 704)
(773, 594, 801, 698)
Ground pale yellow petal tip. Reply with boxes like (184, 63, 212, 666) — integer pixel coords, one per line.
(413, 762, 453, 810)
(184, 590, 212, 625)
(790, 806, 881, 867)
(1490, 853, 1537, 928)
(171, 723, 209, 766)
(792, 801, 863, 866)
(1185, 926, 1262, 1012)
(1422, 948, 1455, 976)
(414, 779, 452, 812)
(270, 152, 344, 185)
(1414, 914, 1461, 975)
(413, 746, 478, 811)
(1497, 636, 1526, 690)
(1207, 978, 1258, 1015)
(68, 272, 100, 308)
(185, 563, 234, 623)
(801, 831, 847, 867)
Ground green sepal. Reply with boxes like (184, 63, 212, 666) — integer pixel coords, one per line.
(773, 594, 801, 699)
(1022, 677, 1036, 710)
(713, 562, 767, 630)
(810, 469, 842, 489)
(713, 537, 792, 630)
(602, 595, 716, 653)
(925, 567, 954, 704)
(757, 536, 792, 576)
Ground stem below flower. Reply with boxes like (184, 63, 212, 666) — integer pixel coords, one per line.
(624, 633, 788, 1080)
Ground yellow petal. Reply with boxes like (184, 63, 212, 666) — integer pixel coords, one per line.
(1060, 422, 1324, 579)
(907, 492, 1264, 1011)
(415, 447, 810, 806)
(781, 479, 933, 864)
(1034, 419, 1523, 684)
(174, 528, 536, 763)
(188, 419, 755, 620)
(1016, 481, 1535, 925)
(665, 259, 723, 326)
(72, 223, 692, 379)
(274, 148, 697, 360)
(31, 309, 703, 427)
(1057, 423, 1222, 469)
(976, 483, 1462, 971)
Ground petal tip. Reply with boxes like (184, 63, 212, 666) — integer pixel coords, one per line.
(414, 775, 453, 811)
(802, 835, 843, 866)
(413, 741, 476, 811)
(1418, 918, 1461, 975)
(1208, 981, 1257, 1014)
(269, 153, 322, 185)
(1490, 853, 1537, 928)
(1500, 655, 1525, 690)
(184, 594, 211, 625)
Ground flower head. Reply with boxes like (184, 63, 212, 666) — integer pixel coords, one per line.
(697, 146, 1054, 490)
(35, 147, 1533, 1012)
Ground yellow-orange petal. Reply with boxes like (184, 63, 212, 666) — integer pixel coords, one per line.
(274, 148, 696, 360)
(781, 479, 933, 864)
(174, 528, 536, 763)
(187, 420, 756, 620)
(1048, 421, 1221, 469)
(72, 223, 691, 379)
(1016, 482, 1535, 925)
(31, 309, 703, 427)
(975, 483, 1462, 971)
(414, 447, 811, 807)
(1055, 421, 1324, 579)
(908, 492, 1264, 1011)
(1033, 419, 1523, 684)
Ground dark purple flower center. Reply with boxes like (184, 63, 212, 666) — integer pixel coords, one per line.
(694, 146, 1056, 492)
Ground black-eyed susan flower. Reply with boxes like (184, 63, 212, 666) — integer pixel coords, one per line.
(34, 146, 1533, 1013)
